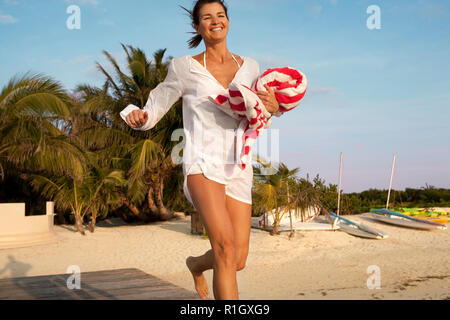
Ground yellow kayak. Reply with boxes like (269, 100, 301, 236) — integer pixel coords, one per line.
(396, 208, 450, 224)
(412, 215, 450, 224)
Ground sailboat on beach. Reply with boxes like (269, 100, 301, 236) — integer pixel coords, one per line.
(324, 152, 388, 239)
(366, 155, 447, 230)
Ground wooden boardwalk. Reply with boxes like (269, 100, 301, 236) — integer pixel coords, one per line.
(0, 268, 200, 300)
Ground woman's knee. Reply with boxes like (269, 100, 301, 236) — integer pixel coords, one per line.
(236, 247, 249, 271)
(212, 239, 236, 266)
(236, 262, 246, 271)
(211, 242, 248, 271)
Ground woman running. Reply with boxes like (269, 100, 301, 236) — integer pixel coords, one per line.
(122, 0, 280, 300)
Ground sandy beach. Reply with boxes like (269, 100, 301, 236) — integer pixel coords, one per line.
(0, 213, 449, 300)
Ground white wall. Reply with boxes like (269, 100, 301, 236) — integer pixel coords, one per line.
(0, 202, 58, 249)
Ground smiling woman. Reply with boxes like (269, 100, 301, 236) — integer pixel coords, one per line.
(120, 0, 265, 301)
(180, 0, 231, 49)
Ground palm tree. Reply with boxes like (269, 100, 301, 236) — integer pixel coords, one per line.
(82, 155, 128, 232)
(72, 44, 190, 222)
(252, 156, 321, 235)
(0, 73, 86, 179)
(0, 45, 192, 234)
(0, 72, 131, 234)
(21, 165, 126, 235)
(0, 73, 92, 229)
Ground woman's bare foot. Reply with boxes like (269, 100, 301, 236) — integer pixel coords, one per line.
(186, 256, 209, 299)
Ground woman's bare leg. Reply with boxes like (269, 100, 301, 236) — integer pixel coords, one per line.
(225, 195, 252, 270)
(185, 250, 213, 299)
(186, 174, 238, 300)
(186, 189, 252, 299)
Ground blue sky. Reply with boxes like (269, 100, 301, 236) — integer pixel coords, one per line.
(1, 0, 449, 193)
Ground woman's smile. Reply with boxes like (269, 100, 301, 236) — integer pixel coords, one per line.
(194, 2, 230, 41)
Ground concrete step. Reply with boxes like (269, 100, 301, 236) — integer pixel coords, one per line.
(0, 232, 59, 250)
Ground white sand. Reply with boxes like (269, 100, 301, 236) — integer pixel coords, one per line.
(0, 213, 449, 300)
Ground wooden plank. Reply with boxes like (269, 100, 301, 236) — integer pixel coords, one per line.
(1, 284, 197, 300)
(0, 270, 198, 300)
(0, 277, 165, 299)
(0, 268, 199, 300)
(0, 271, 152, 291)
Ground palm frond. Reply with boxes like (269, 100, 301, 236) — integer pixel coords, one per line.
(20, 173, 63, 201)
(78, 126, 135, 150)
(0, 73, 66, 107)
(13, 92, 71, 118)
(95, 62, 122, 99)
(126, 174, 147, 204)
(128, 139, 160, 184)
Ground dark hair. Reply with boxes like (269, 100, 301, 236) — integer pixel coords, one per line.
(179, 0, 229, 49)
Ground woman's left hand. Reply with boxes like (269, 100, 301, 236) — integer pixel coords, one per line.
(256, 84, 280, 115)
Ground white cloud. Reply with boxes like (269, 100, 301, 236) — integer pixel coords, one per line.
(84, 51, 129, 81)
(69, 55, 93, 64)
(252, 54, 296, 68)
(85, 64, 104, 81)
(0, 10, 18, 24)
(308, 55, 389, 69)
(98, 18, 115, 26)
(330, 0, 338, 6)
(309, 4, 323, 17)
(49, 58, 63, 65)
(309, 86, 339, 95)
(49, 55, 93, 65)
(64, 0, 100, 5)
(3, 0, 19, 5)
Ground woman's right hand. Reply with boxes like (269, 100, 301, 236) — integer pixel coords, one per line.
(126, 109, 148, 128)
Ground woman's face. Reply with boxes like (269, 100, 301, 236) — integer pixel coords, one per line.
(194, 2, 229, 44)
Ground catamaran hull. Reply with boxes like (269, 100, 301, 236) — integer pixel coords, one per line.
(251, 221, 338, 232)
(336, 223, 387, 239)
(367, 212, 446, 230)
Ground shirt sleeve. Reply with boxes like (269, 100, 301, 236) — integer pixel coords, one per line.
(120, 58, 184, 131)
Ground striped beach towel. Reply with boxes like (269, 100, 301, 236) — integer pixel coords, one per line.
(208, 67, 307, 169)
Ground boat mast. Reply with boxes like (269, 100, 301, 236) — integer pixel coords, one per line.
(337, 152, 343, 216)
(386, 154, 396, 209)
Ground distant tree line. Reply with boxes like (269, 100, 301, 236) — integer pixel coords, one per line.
(251, 171, 450, 217)
(342, 184, 450, 214)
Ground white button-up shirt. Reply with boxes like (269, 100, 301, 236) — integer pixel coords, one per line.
(120, 54, 260, 187)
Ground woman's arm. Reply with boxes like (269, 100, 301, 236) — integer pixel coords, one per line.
(120, 58, 184, 131)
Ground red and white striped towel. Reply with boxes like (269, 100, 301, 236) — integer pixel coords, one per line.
(208, 67, 307, 169)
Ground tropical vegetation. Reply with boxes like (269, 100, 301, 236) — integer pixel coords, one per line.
(0, 44, 194, 234)
(1, 44, 449, 235)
